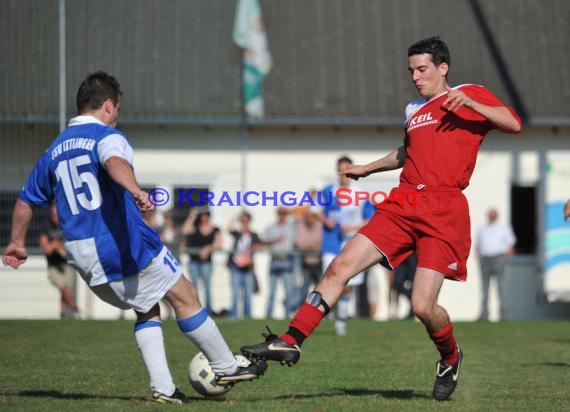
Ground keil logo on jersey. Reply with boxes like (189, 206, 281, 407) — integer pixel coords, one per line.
(408, 112, 433, 126)
(407, 111, 438, 131)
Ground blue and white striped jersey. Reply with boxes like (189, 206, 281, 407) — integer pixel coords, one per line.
(19, 116, 162, 286)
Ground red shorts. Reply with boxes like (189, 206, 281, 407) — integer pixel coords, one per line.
(358, 186, 471, 281)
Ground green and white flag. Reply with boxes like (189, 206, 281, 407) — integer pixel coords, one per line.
(233, 0, 272, 118)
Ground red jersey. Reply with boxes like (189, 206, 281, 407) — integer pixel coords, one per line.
(400, 84, 521, 190)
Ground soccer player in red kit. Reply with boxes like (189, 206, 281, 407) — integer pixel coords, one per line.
(241, 36, 522, 401)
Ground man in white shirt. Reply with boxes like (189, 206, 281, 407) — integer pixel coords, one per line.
(264, 207, 297, 318)
(476, 208, 516, 320)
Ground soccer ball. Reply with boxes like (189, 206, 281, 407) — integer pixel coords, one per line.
(188, 352, 234, 398)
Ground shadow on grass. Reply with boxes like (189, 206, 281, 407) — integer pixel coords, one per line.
(271, 388, 430, 400)
(1, 390, 145, 402)
(540, 362, 570, 368)
(2, 390, 230, 404)
(343, 388, 431, 399)
(4, 388, 433, 403)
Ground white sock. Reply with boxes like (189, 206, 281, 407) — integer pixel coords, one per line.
(336, 294, 350, 321)
(134, 320, 175, 395)
(177, 308, 237, 375)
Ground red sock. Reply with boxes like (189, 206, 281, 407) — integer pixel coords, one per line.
(429, 322, 459, 365)
(280, 303, 325, 346)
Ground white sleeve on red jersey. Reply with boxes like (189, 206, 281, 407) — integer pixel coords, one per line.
(405, 98, 428, 124)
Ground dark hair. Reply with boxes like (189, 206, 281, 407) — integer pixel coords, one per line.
(76, 71, 122, 114)
(408, 36, 450, 67)
(194, 210, 211, 228)
(337, 155, 353, 169)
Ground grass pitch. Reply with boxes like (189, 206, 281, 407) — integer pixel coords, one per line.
(0, 318, 568, 411)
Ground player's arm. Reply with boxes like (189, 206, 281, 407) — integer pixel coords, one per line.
(2, 199, 33, 269)
(104, 156, 154, 212)
(4, 153, 53, 269)
(564, 199, 570, 222)
(443, 86, 522, 133)
(341, 146, 407, 180)
(98, 134, 153, 212)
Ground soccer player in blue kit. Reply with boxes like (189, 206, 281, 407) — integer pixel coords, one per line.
(2, 71, 267, 404)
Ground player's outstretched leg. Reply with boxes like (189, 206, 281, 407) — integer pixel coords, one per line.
(241, 290, 331, 365)
(242, 236, 383, 366)
(240, 326, 302, 366)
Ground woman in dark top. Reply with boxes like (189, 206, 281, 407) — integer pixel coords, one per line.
(181, 208, 222, 314)
(226, 211, 263, 318)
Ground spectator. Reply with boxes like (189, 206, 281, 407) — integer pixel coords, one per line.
(366, 267, 382, 320)
(226, 211, 263, 319)
(182, 208, 222, 315)
(476, 208, 516, 321)
(39, 204, 80, 319)
(320, 155, 370, 336)
(263, 207, 297, 319)
(294, 210, 323, 310)
(159, 211, 183, 260)
(293, 188, 319, 220)
(153, 211, 181, 320)
(392, 251, 417, 319)
(354, 200, 377, 318)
